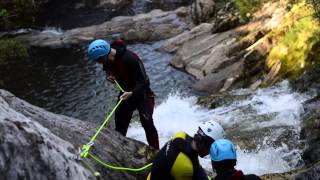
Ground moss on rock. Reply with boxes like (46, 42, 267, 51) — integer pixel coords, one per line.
(0, 0, 39, 30)
(266, 2, 320, 80)
(235, 0, 266, 22)
(0, 39, 29, 65)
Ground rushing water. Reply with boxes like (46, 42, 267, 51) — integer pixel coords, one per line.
(1, 0, 317, 177)
(128, 81, 311, 175)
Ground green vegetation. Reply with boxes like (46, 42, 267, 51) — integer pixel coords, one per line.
(0, 0, 38, 29)
(266, 3, 320, 79)
(235, 0, 265, 22)
(0, 39, 29, 65)
(0, 9, 10, 29)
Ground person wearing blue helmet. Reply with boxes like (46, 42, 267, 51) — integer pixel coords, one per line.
(87, 38, 159, 149)
(210, 139, 261, 180)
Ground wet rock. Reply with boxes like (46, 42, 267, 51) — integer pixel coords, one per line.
(261, 161, 320, 180)
(0, 91, 94, 180)
(211, 15, 240, 34)
(145, 0, 192, 11)
(160, 23, 213, 53)
(211, 0, 239, 34)
(14, 9, 190, 48)
(0, 89, 156, 180)
(168, 2, 286, 93)
(291, 65, 320, 93)
(290, 64, 320, 165)
(97, 0, 131, 7)
(300, 98, 320, 165)
(191, 0, 216, 25)
(197, 93, 250, 109)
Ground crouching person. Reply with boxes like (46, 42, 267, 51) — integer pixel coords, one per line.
(210, 139, 261, 180)
(147, 121, 225, 180)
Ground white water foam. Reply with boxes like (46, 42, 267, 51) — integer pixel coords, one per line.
(127, 81, 309, 175)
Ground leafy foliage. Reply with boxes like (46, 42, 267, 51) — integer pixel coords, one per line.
(235, 0, 265, 22)
(266, 3, 320, 79)
(0, 0, 38, 30)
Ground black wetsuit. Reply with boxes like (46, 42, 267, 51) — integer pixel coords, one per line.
(103, 39, 159, 149)
(215, 169, 261, 180)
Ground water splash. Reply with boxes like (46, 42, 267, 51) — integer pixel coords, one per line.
(127, 81, 310, 175)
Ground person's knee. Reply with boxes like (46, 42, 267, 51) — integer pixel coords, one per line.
(142, 120, 156, 130)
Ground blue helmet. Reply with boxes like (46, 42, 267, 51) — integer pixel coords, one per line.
(87, 39, 111, 61)
(210, 139, 236, 161)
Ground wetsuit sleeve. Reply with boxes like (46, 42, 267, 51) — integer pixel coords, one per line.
(193, 167, 209, 180)
(125, 52, 149, 98)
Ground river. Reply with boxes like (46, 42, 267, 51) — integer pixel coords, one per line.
(1, 0, 315, 176)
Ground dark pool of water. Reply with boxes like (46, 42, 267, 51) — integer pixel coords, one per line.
(36, 0, 192, 30)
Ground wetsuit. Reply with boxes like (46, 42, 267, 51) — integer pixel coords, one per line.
(215, 169, 261, 180)
(147, 132, 208, 180)
(103, 39, 159, 149)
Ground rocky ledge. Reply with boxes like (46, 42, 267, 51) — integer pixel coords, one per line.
(0, 89, 156, 180)
(11, 7, 190, 48)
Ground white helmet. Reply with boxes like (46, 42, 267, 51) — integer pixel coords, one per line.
(199, 121, 225, 140)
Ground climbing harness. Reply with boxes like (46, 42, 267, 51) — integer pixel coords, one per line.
(79, 80, 153, 176)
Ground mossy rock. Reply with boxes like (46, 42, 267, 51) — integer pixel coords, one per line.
(0, 0, 40, 29)
(235, 0, 267, 22)
(265, 2, 320, 81)
(0, 39, 29, 65)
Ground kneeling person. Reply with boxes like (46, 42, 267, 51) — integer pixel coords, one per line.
(148, 121, 225, 180)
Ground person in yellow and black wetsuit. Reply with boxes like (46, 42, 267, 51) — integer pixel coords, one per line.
(147, 121, 225, 180)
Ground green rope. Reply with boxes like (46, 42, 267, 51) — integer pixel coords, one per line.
(80, 99, 123, 158)
(114, 80, 125, 93)
(88, 153, 153, 172)
(79, 80, 152, 174)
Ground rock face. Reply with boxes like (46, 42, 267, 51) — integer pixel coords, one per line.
(163, 2, 286, 93)
(144, 0, 192, 11)
(13, 9, 190, 48)
(292, 66, 320, 165)
(0, 89, 156, 180)
(261, 161, 320, 180)
(0, 91, 94, 180)
(191, 0, 216, 24)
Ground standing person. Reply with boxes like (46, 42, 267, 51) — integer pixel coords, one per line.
(87, 38, 159, 149)
(147, 121, 225, 180)
(210, 139, 261, 180)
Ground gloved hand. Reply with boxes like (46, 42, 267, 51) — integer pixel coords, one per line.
(106, 75, 115, 83)
(120, 91, 133, 100)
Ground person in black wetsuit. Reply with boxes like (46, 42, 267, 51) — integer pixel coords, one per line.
(87, 38, 159, 149)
